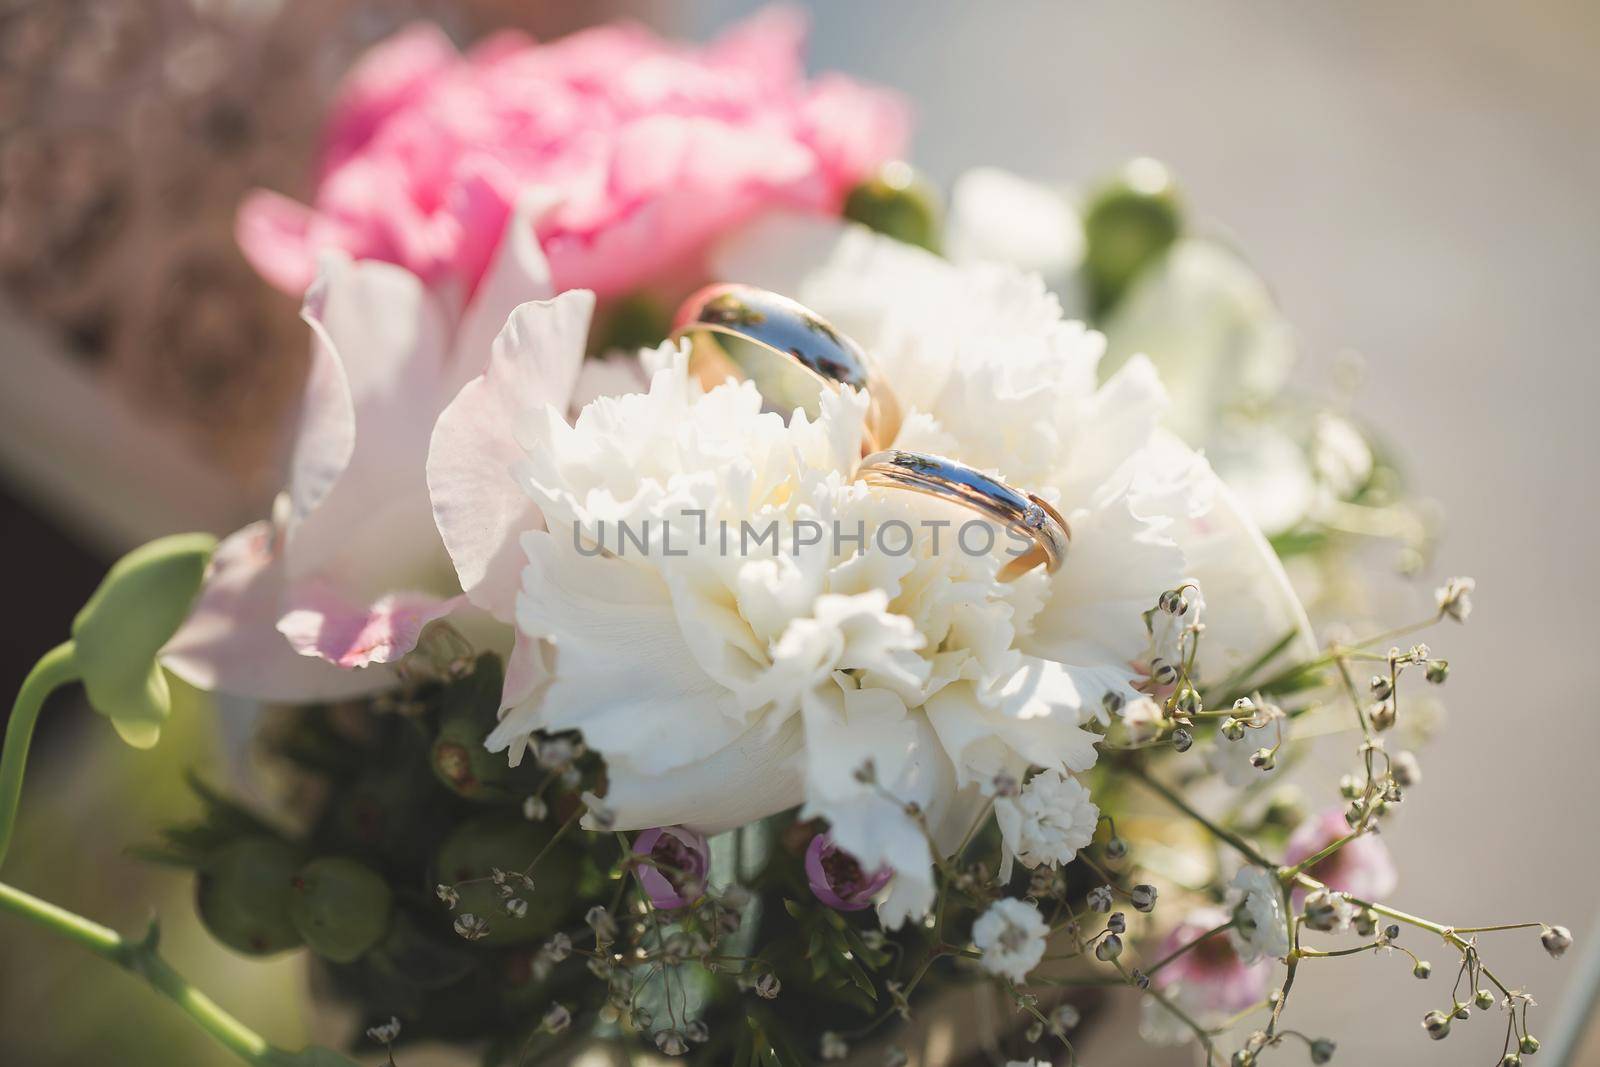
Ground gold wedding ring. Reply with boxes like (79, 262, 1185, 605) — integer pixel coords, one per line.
(857, 449, 1069, 581)
(671, 284, 900, 451)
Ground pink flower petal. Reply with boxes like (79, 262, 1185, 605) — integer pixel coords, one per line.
(162, 522, 394, 701)
(428, 288, 593, 620)
(277, 582, 461, 669)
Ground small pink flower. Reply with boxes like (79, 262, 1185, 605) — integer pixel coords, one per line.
(1285, 807, 1399, 901)
(237, 6, 908, 301)
(806, 833, 892, 912)
(633, 826, 712, 910)
(1151, 907, 1270, 1017)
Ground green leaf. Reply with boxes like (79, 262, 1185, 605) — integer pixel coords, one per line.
(71, 532, 216, 748)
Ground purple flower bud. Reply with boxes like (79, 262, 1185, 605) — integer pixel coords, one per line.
(805, 834, 892, 911)
(632, 826, 710, 910)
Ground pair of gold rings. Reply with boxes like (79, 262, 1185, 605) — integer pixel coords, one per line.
(671, 284, 1069, 580)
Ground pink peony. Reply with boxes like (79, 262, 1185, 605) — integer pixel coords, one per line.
(1150, 907, 1271, 1018)
(1285, 807, 1399, 901)
(237, 6, 908, 302)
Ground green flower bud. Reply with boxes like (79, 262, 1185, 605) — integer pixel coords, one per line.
(843, 162, 942, 253)
(431, 656, 542, 803)
(1082, 158, 1182, 316)
(593, 291, 671, 355)
(1422, 1010, 1450, 1040)
(1309, 1037, 1336, 1064)
(433, 815, 578, 945)
(195, 836, 303, 956)
(1475, 990, 1495, 1010)
(1520, 1035, 1539, 1054)
(288, 857, 393, 963)
(1413, 960, 1432, 979)
(71, 533, 215, 748)
(1502, 1055, 1523, 1067)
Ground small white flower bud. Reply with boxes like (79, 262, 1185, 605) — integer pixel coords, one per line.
(1475, 990, 1495, 1010)
(1425, 659, 1449, 684)
(1087, 885, 1114, 912)
(820, 1031, 849, 1061)
(1391, 751, 1422, 788)
(1175, 686, 1202, 715)
(1150, 659, 1179, 686)
(1541, 924, 1573, 958)
(521, 795, 548, 821)
(1369, 699, 1396, 731)
(1520, 1035, 1540, 1054)
(1159, 589, 1189, 615)
(1413, 960, 1432, 979)
(1094, 932, 1124, 960)
(435, 884, 459, 909)
(1310, 1037, 1336, 1063)
(1102, 690, 1126, 715)
(1249, 748, 1276, 771)
(755, 973, 781, 999)
(453, 913, 489, 941)
(1369, 675, 1393, 699)
(1436, 577, 1475, 623)
(1105, 837, 1128, 861)
(1171, 726, 1193, 752)
(655, 1030, 688, 1056)
(1423, 1010, 1451, 1040)
(1107, 911, 1127, 934)
(504, 897, 528, 919)
(542, 1003, 571, 1035)
(1222, 718, 1247, 741)
(365, 1016, 401, 1045)
(1130, 884, 1158, 913)
(1050, 1003, 1081, 1032)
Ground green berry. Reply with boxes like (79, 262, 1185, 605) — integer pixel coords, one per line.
(288, 857, 393, 963)
(1082, 157, 1182, 316)
(433, 815, 578, 946)
(431, 657, 541, 803)
(843, 162, 942, 253)
(195, 837, 302, 956)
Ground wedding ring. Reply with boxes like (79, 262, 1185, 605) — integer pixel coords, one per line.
(671, 284, 900, 450)
(856, 449, 1069, 581)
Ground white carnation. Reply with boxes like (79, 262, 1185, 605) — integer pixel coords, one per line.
(973, 898, 1049, 984)
(1228, 866, 1290, 962)
(994, 769, 1099, 870)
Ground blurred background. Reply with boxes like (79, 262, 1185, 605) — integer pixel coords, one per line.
(1, 0, 1596, 1064)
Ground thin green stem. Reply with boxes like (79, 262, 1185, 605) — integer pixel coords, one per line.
(0, 641, 79, 869)
(1129, 763, 1272, 868)
(0, 879, 275, 1064)
(1146, 920, 1235, 977)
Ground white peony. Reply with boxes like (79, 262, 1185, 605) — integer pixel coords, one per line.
(1229, 866, 1291, 962)
(431, 219, 1311, 927)
(994, 769, 1099, 873)
(973, 897, 1050, 984)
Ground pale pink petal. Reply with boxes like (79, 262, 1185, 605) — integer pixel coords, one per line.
(162, 523, 393, 701)
(288, 254, 453, 589)
(235, 189, 321, 296)
(428, 290, 594, 620)
(446, 189, 559, 395)
(277, 583, 462, 669)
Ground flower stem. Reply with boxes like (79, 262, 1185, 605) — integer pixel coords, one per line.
(0, 641, 79, 870)
(0, 879, 277, 1064)
(1128, 763, 1273, 869)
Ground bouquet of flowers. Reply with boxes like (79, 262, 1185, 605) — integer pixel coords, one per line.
(0, 9, 1572, 1067)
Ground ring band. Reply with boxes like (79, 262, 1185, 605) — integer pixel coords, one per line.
(857, 449, 1069, 581)
(671, 284, 900, 451)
